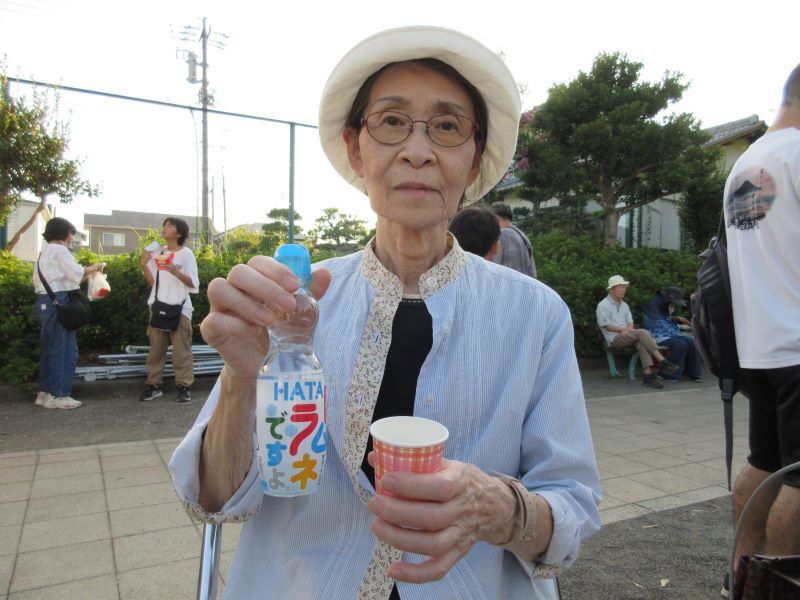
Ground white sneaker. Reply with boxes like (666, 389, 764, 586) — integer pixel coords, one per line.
(35, 391, 53, 406)
(42, 396, 82, 410)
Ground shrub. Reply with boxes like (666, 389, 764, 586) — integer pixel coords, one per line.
(0, 252, 39, 384)
(533, 232, 702, 357)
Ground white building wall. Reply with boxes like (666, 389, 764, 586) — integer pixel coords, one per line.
(6, 201, 49, 262)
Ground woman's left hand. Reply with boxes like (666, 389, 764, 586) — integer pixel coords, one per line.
(366, 454, 516, 583)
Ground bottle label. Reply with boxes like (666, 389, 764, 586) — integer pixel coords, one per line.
(256, 369, 326, 497)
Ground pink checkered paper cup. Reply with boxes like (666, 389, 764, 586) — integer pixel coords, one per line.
(370, 416, 449, 497)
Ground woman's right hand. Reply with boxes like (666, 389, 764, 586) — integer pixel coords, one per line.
(200, 256, 332, 383)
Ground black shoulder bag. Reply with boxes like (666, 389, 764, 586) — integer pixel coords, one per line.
(149, 270, 185, 331)
(37, 259, 91, 331)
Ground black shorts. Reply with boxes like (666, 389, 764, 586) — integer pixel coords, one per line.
(744, 364, 800, 487)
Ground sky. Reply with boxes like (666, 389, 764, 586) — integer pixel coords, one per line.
(1, 0, 797, 236)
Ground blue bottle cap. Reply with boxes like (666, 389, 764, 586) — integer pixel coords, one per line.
(274, 244, 311, 287)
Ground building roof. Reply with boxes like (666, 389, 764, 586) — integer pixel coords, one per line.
(84, 210, 217, 235)
(703, 114, 767, 148)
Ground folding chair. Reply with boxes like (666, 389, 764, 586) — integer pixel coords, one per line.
(600, 329, 639, 381)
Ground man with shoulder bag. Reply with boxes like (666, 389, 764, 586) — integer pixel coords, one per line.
(139, 217, 200, 403)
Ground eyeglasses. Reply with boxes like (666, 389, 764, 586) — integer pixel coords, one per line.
(360, 110, 478, 148)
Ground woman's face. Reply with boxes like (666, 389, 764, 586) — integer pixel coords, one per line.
(344, 63, 481, 231)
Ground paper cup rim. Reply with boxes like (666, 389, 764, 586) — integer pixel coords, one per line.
(370, 416, 449, 448)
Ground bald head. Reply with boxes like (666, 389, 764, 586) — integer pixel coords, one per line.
(782, 63, 800, 107)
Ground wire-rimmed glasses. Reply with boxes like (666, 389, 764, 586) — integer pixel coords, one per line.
(360, 110, 478, 148)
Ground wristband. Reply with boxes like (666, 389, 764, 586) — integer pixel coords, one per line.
(494, 473, 536, 543)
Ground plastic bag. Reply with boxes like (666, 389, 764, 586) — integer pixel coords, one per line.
(88, 271, 111, 300)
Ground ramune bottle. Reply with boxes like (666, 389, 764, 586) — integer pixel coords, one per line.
(256, 244, 326, 496)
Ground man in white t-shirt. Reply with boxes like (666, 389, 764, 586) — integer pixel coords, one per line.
(725, 63, 800, 593)
(596, 275, 678, 389)
(139, 218, 200, 403)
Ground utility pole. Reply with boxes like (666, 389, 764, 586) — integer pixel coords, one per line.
(177, 17, 227, 247)
(200, 17, 209, 246)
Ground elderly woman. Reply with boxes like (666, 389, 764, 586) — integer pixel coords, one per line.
(170, 26, 600, 599)
(33, 217, 104, 409)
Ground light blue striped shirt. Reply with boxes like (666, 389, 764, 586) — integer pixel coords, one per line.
(169, 247, 601, 599)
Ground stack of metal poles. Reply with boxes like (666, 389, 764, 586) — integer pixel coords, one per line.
(75, 345, 224, 381)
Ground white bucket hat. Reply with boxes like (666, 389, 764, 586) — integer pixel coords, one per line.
(318, 26, 521, 204)
(607, 275, 630, 290)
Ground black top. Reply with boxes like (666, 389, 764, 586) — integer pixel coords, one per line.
(359, 298, 433, 600)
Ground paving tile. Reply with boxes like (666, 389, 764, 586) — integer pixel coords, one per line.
(0, 482, 30, 504)
(8, 574, 119, 600)
(596, 455, 653, 477)
(109, 501, 192, 537)
(0, 553, 14, 592)
(624, 449, 688, 469)
(616, 422, 668, 436)
(10, 539, 114, 592)
(0, 466, 35, 484)
(597, 494, 626, 510)
(102, 452, 163, 472)
(113, 525, 200, 572)
(30, 473, 103, 499)
(104, 465, 170, 490)
(0, 501, 26, 527)
(19, 512, 110, 553)
(0, 451, 36, 461)
(0, 525, 21, 556)
(599, 504, 653, 525)
(593, 438, 644, 456)
(25, 490, 106, 523)
(626, 470, 706, 494)
(98, 441, 155, 458)
(117, 557, 198, 600)
(666, 463, 728, 487)
(638, 486, 729, 512)
(600, 477, 666, 504)
(35, 458, 100, 480)
(0, 455, 36, 470)
(38, 447, 98, 464)
(615, 434, 676, 451)
(586, 425, 634, 441)
(658, 445, 720, 463)
(105, 481, 178, 511)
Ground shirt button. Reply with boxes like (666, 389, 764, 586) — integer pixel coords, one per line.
(425, 276, 437, 287)
(423, 395, 434, 405)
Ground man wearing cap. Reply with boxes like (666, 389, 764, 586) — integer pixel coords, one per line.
(643, 287, 702, 382)
(596, 275, 679, 389)
(489, 201, 537, 278)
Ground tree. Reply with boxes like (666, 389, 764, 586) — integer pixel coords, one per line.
(308, 207, 368, 252)
(1, 70, 99, 250)
(261, 207, 302, 248)
(514, 52, 721, 246)
(678, 160, 728, 254)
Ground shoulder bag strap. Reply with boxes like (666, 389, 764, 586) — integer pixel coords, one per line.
(153, 269, 161, 302)
(510, 226, 533, 258)
(36, 257, 59, 304)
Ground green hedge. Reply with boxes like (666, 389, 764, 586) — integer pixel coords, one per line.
(0, 235, 702, 384)
(533, 231, 702, 357)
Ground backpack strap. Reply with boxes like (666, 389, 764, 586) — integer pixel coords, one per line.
(717, 213, 735, 490)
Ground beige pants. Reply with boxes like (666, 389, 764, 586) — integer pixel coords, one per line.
(610, 329, 660, 369)
(146, 313, 194, 387)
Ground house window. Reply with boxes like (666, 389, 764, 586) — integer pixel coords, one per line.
(102, 232, 125, 247)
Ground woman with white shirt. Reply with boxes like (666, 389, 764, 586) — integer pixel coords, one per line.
(32, 217, 104, 409)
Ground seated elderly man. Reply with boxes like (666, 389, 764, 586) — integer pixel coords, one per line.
(597, 275, 679, 389)
(643, 286, 703, 382)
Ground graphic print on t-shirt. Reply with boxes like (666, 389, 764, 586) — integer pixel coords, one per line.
(725, 167, 777, 230)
